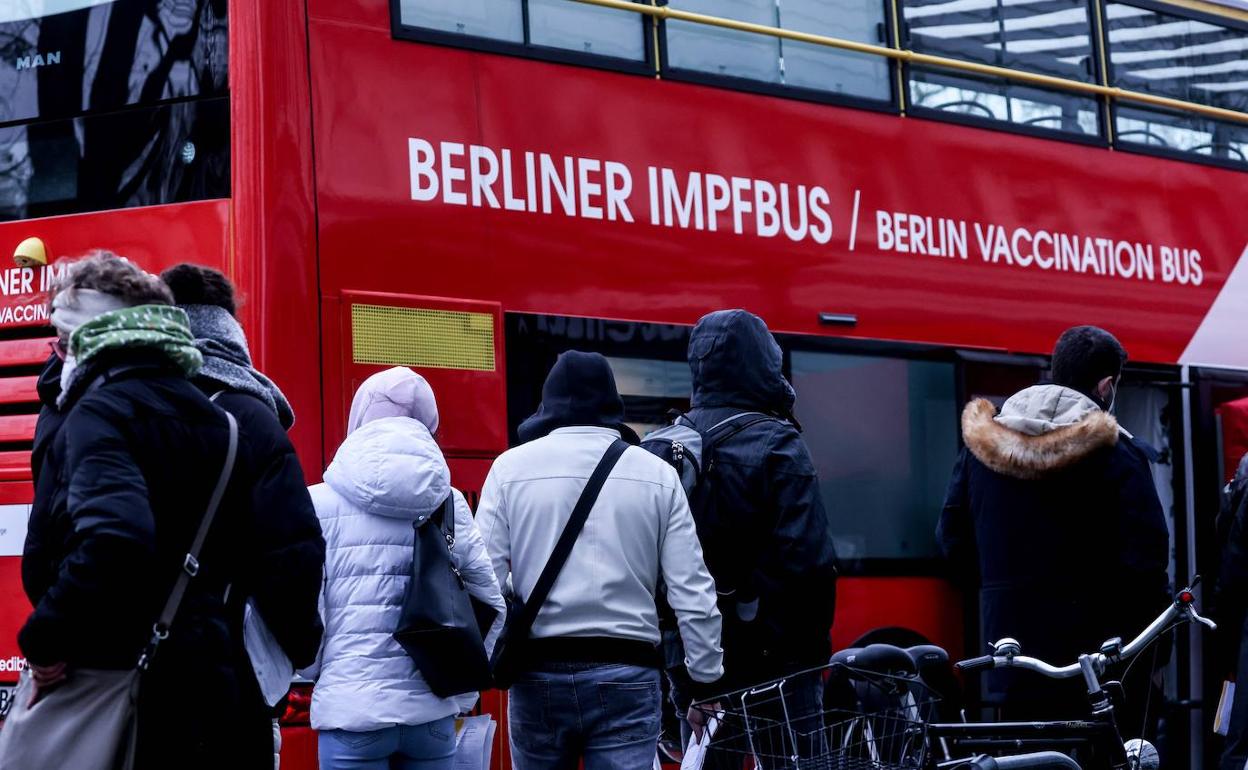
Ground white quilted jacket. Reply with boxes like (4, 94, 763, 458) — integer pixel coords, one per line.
(306, 416, 504, 732)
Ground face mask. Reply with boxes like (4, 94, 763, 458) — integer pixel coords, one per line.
(59, 353, 78, 391)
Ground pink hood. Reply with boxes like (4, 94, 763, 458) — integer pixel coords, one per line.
(347, 367, 440, 435)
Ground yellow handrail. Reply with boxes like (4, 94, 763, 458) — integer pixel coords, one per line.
(571, 0, 1248, 127)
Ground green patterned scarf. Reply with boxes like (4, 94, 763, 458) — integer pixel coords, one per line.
(61, 305, 203, 403)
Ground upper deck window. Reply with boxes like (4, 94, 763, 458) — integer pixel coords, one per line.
(663, 0, 892, 102)
(0, 0, 228, 126)
(396, 0, 649, 64)
(1105, 2, 1248, 164)
(901, 0, 1104, 137)
(0, 0, 230, 222)
(391, 0, 1248, 170)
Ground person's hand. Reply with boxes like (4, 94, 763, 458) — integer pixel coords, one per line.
(28, 661, 68, 706)
(687, 701, 722, 743)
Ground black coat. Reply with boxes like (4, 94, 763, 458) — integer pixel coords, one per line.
(1217, 453, 1248, 671)
(21, 351, 313, 769)
(938, 397, 1169, 716)
(197, 382, 325, 670)
(684, 310, 839, 684)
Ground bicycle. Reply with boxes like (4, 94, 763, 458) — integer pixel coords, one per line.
(930, 581, 1216, 769)
(690, 583, 1215, 770)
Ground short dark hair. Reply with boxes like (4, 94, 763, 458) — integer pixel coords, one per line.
(1050, 326, 1127, 396)
(51, 251, 173, 307)
(160, 263, 237, 316)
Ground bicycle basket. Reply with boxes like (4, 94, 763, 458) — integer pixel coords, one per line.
(696, 665, 938, 770)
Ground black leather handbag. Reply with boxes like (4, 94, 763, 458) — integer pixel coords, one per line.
(394, 495, 497, 698)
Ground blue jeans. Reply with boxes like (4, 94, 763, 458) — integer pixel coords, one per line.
(509, 663, 661, 770)
(318, 718, 456, 770)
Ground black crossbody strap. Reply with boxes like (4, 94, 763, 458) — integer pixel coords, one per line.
(512, 439, 629, 638)
(138, 411, 239, 670)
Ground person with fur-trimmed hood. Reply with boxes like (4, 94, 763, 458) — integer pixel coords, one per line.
(938, 325, 1169, 725)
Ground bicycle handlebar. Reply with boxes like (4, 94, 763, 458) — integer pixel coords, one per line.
(955, 585, 1216, 679)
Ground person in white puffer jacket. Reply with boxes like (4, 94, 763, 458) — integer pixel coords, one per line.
(305, 367, 505, 770)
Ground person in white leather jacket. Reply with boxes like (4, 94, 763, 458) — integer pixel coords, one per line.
(476, 350, 723, 770)
(305, 367, 505, 770)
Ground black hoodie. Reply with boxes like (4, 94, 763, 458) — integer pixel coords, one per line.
(517, 350, 639, 444)
(684, 310, 839, 683)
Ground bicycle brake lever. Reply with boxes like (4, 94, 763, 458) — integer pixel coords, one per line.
(1189, 608, 1217, 631)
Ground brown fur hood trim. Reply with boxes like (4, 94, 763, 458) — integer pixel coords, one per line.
(962, 398, 1120, 480)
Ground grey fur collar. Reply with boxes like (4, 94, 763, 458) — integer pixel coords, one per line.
(182, 304, 295, 429)
(962, 398, 1118, 480)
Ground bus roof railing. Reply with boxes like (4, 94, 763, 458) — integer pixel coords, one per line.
(573, 0, 1248, 128)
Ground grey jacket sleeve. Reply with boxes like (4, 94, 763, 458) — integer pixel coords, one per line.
(474, 465, 512, 602)
(659, 478, 725, 686)
(449, 488, 507, 653)
(449, 488, 507, 712)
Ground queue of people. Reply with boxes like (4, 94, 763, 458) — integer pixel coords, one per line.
(6, 249, 1246, 770)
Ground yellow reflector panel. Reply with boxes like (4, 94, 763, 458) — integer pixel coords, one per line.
(352, 304, 496, 371)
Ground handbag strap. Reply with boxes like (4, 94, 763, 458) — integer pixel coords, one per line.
(138, 411, 239, 670)
(510, 439, 629, 640)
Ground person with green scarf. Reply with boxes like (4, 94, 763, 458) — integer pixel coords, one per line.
(19, 252, 285, 769)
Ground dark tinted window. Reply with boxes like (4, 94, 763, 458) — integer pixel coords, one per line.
(396, 0, 647, 63)
(902, 0, 1102, 135)
(790, 351, 959, 564)
(0, 1, 229, 221)
(0, 97, 229, 221)
(664, 0, 892, 101)
(1105, 2, 1248, 164)
(0, 0, 228, 126)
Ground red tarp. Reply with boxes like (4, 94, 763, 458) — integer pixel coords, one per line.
(1221, 397, 1248, 483)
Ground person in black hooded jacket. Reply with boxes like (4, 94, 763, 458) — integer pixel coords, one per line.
(20, 252, 281, 768)
(682, 310, 839, 698)
(161, 264, 324, 667)
(161, 264, 325, 762)
(1217, 452, 1248, 770)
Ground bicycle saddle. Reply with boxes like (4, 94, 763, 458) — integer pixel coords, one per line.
(833, 644, 919, 678)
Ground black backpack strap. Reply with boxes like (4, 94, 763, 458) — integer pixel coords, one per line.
(704, 411, 780, 449)
(509, 439, 629, 640)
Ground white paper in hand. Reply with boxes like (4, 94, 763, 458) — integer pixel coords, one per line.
(453, 715, 496, 770)
(1216, 680, 1236, 736)
(680, 712, 723, 770)
(244, 599, 295, 707)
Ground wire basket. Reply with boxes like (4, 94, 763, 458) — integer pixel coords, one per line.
(695, 665, 939, 770)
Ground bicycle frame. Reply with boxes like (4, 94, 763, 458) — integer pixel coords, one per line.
(926, 715, 1126, 769)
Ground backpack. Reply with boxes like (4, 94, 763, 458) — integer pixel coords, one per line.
(641, 411, 776, 501)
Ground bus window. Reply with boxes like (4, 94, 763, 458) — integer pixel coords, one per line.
(0, 0, 229, 222)
(395, 0, 647, 64)
(1108, 3, 1243, 163)
(1104, 3, 1248, 166)
(664, 0, 892, 102)
(395, 1, 524, 43)
(504, 313, 691, 444)
(902, 0, 1102, 136)
(789, 350, 959, 569)
(528, 0, 648, 61)
(606, 357, 692, 437)
(0, 98, 229, 222)
(0, 0, 227, 126)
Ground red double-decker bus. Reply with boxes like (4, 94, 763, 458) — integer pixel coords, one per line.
(0, 0, 1246, 767)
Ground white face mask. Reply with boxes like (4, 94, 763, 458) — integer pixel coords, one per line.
(59, 353, 78, 391)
